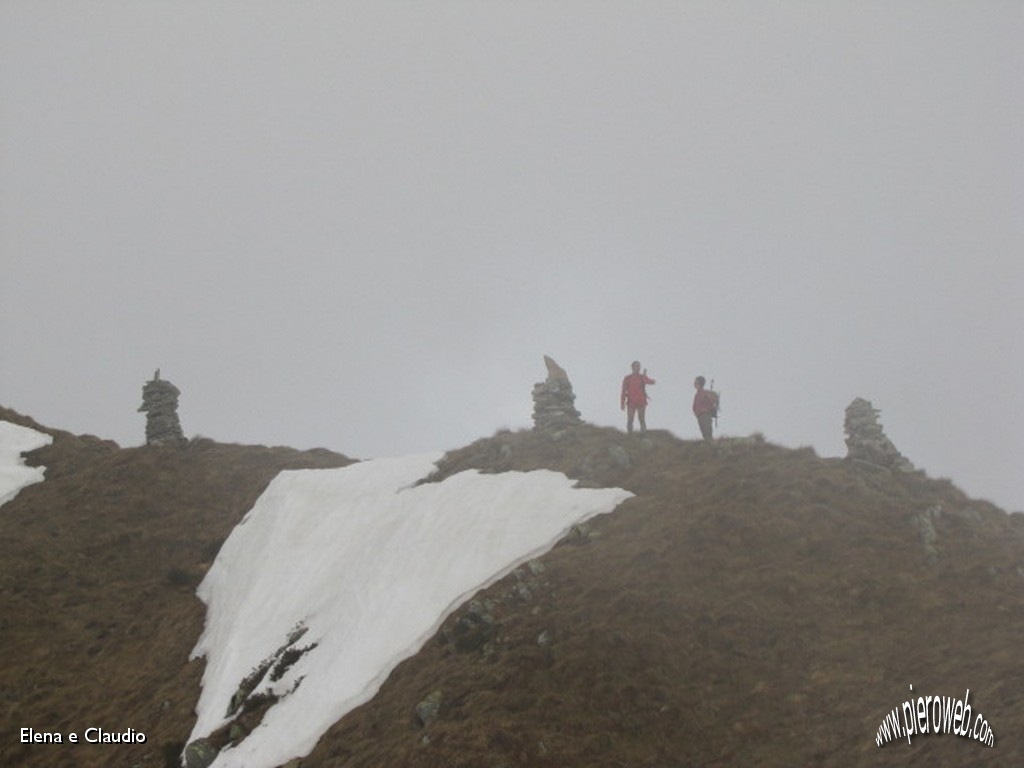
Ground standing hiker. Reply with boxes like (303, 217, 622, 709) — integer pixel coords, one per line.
(692, 376, 719, 441)
(621, 361, 655, 434)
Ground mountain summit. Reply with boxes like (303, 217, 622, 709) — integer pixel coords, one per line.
(1, 406, 1021, 767)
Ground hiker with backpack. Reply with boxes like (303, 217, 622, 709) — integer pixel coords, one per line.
(692, 376, 719, 441)
(621, 361, 656, 434)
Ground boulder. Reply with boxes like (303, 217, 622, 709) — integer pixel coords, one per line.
(183, 738, 218, 768)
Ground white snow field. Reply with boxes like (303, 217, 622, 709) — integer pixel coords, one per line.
(188, 452, 632, 768)
(0, 420, 52, 508)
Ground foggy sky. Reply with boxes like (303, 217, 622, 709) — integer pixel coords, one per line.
(2, 2, 1021, 511)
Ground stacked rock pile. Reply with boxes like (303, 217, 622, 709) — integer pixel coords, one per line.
(531, 356, 582, 432)
(844, 397, 914, 472)
(139, 369, 186, 446)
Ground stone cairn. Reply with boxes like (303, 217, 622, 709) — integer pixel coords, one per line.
(531, 355, 583, 432)
(139, 369, 185, 446)
(843, 397, 914, 472)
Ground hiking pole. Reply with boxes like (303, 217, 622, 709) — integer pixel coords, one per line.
(710, 378, 718, 428)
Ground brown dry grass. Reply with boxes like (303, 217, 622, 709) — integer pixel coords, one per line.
(0, 406, 352, 767)
(2, 410, 1022, 767)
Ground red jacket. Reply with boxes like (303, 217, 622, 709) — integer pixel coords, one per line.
(621, 372, 655, 408)
(693, 388, 718, 416)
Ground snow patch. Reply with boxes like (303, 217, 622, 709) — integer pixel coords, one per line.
(188, 452, 632, 768)
(0, 421, 52, 508)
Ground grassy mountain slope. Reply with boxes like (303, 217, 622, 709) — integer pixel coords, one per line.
(1, 409, 1021, 767)
(302, 427, 1023, 767)
(0, 407, 353, 768)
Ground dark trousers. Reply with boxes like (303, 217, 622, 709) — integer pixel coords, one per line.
(626, 404, 647, 433)
(697, 412, 714, 441)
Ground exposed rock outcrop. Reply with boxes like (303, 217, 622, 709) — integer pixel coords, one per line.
(183, 738, 218, 768)
(138, 369, 185, 446)
(531, 356, 582, 433)
(844, 397, 914, 472)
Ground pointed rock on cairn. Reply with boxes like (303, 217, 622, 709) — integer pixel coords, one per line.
(139, 369, 186, 446)
(532, 355, 583, 433)
(844, 397, 914, 472)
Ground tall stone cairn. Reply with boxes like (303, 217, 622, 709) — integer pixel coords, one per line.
(843, 397, 914, 472)
(531, 355, 583, 432)
(139, 369, 186, 446)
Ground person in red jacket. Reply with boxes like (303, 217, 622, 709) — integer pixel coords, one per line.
(692, 375, 719, 441)
(621, 361, 656, 434)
